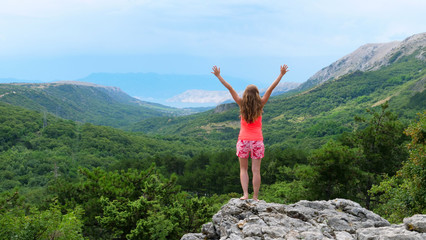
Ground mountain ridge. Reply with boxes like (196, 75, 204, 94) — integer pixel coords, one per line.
(297, 32, 426, 91)
(0, 82, 194, 128)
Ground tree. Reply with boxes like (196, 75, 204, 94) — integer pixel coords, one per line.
(354, 103, 407, 176)
(370, 111, 426, 222)
(342, 102, 408, 208)
(308, 140, 364, 201)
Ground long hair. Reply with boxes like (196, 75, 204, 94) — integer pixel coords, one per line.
(240, 85, 263, 123)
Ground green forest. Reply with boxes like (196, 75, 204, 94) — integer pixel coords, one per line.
(0, 51, 425, 239)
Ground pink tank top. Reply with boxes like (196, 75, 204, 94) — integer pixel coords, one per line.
(238, 115, 263, 141)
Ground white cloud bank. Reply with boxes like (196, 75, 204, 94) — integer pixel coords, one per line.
(167, 90, 233, 104)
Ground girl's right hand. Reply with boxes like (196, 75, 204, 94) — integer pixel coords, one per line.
(211, 65, 221, 77)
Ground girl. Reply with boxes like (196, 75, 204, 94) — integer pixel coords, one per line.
(212, 65, 289, 201)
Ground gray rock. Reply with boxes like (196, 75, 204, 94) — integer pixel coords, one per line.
(242, 224, 262, 237)
(180, 233, 206, 240)
(202, 222, 218, 239)
(181, 198, 426, 240)
(327, 217, 354, 233)
(356, 226, 424, 240)
(261, 226, 286, 238)
(335, 231, 354, 239)
(404, 214, 426, 233)
(228, 233, 243, 240)
(300, 231, 330, 240)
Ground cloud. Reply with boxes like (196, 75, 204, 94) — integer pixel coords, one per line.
(1, 0, 425, 58)
(167, 90, 233, 104)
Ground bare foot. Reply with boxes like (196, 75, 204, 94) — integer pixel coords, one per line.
(240, 196, 249, 200)
(252, 197, 260, 202)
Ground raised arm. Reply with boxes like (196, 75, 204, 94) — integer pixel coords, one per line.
(212, 66, 242, 105)
(261, 64, 289, 106)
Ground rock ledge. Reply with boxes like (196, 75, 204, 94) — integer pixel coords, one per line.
(181, 198, 426, 240)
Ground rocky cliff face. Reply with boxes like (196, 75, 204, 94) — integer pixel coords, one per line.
(298, 32, 426, 91)
(214, 103, 238, 113)
(181, 198, 426, 240)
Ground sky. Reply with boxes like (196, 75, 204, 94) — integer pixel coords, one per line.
(0, 0, 425, 107)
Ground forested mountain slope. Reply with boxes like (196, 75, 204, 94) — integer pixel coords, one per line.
(0, 102, 215, 192)
(0, 81, 188, 128)
(131, 50, 425, 149)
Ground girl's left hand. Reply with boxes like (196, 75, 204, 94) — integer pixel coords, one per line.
(280, 65, 289, 75)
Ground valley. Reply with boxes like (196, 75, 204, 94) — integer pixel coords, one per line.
(0, 33, 425, 240)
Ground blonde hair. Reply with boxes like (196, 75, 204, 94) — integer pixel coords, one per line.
(240, 85, 263, 123)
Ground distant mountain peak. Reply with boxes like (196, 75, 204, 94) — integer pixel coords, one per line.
(298, 32, 426, 91)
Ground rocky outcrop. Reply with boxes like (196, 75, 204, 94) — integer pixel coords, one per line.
(298, 32, 426, 91)
(214, 103, 238, 113)
(181, 198, 426, 240)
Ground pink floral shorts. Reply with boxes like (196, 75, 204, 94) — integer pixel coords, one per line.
(236, 140, 265, 159)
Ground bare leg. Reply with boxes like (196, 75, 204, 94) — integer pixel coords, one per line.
(239, 158, 249, 200)
(252, 158, 262, 201)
